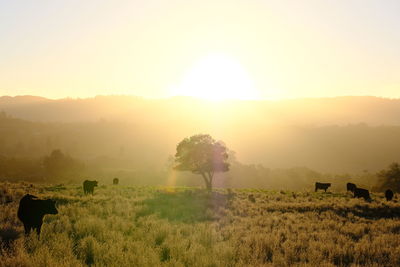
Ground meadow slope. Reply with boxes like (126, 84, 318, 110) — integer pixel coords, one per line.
(1, 182, 400, 267)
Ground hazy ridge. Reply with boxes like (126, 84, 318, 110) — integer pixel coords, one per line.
(0, 95, 399, 175)
(2, 95, 400, 125)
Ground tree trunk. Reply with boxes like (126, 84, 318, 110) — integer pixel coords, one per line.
(205, 179, 212, 192)
(206, 172, 214, 192)
(201, 172, 213, 192)
(201, 172, 210, 191)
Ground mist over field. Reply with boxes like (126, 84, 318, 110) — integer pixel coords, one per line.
(0, 95, 399, 190)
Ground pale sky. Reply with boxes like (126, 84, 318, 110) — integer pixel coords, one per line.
(1, 0, 400, 99)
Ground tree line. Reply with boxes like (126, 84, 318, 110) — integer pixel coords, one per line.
(0, 149, 83, 182)
(0, 139, 397, 192)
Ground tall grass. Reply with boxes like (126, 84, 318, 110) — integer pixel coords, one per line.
(1, 182, 400, 266)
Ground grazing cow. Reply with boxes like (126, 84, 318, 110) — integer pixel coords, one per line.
(83, 180, 98, 194)
(346, 182, 357, 192)
(385, 189, 394, 201)
(315, 182, 331, 192)
(353, 187, 371, 201)
(113, 178, 119, 185)
(17, 194, 58, 236)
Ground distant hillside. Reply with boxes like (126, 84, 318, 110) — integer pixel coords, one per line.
(0, 95, 49, 105)
(1, 95, 400, 125)
(0, 105, 400, 173)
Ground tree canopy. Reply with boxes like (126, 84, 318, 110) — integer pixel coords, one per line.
(174, 134, 229, 191)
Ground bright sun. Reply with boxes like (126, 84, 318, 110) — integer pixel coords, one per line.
(173, 53, 259, 101)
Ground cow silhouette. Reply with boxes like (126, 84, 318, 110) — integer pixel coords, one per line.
(315, 182, 331, 192)
(346, 182, 356, 192)
(353, 187, 371, 201)
(113, 178, 119, 185)
(17, 194, 58, 236)
(385, 189, 394, 201)
(83, 180, 98, 194)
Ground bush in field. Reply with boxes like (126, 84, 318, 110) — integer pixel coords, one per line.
(43, 149, 84, 180)
(376, 162, 400, 192)
(174, 134, 229, 191)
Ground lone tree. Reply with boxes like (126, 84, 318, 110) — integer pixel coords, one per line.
(174, 134, 229, 191)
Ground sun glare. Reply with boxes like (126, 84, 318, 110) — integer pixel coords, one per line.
(173, 53, 259, 101)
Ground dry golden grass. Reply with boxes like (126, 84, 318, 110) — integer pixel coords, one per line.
(1, 182, 400, 266)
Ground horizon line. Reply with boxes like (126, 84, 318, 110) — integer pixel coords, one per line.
(1, 94, 399, 102)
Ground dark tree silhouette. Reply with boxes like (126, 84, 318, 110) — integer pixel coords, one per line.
(43, 149, 84, 179)
(174, 134, 229, 191)
(377, 162, 400, 192)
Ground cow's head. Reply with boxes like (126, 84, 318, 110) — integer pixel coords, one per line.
(327, 183, 331, 187)
(93, 181, 98, 187)
(44, 199, 58, 215)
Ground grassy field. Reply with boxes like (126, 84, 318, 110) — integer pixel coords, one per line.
(1, 182, 400, 267)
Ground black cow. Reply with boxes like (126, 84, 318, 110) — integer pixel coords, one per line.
(385, 189, 394, 201)
(346, 182, 357, 192)
(83, 180, 98, 194)
(353, 187, 371, 201)
(315, 182, 331, 192)
(113, 178, 119, 185)
(17, 194, 58, 236)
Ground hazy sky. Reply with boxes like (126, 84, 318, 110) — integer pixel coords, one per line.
(1, 0, 399, 99)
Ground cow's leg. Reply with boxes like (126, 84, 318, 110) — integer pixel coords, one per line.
(36, 224, 42, 237)
(24, 224, 30, 235)
(324, 188, 327, 192)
